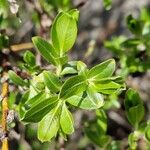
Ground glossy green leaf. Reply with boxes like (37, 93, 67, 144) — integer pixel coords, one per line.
(77, 61, 88, 76)
(43, 71, 62, 93)
(51, 11, 78, 53)
(60, 103, 74, 134)
(93, 76, 124, 84)
(145, 125, 150, 141)
(66, 85, 104, 109)
(59, 75, 87, 99)
(93, 81, 123, 94)
(60, 61, 78, 76)
(21, 96, 58, 123)
(38, 103, 61, 142)
(38, 112, 59, 142)
(9, 70, 28, 86)
(60, 67, 77, 76)
(87, 59, 115, 80)
(68, 9, 79, 21)
(19, 92, 45, 119)
(24, 92, 46, 108)
(23, 51, 36, 67)
(128, 132, 138, 150)
(32, 36, 58, 65)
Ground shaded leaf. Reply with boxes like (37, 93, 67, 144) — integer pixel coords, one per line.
(23, 51, 36, 67)
(9, 70, 28, 86)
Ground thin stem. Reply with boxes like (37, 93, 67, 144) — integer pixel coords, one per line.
(1, 80, 9, 150)
(56, 64, 62, 77)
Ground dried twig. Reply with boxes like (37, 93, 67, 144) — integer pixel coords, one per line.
(1, 79, 9, 150)
(10, 43, 33, 52)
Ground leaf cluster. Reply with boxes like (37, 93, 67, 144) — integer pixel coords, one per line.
(105, 8, 150, 76)
(9, 9, 124, 142)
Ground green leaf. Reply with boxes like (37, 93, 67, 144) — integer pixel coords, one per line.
(59, 75, 87, 99)
(128, 132, 138, 149)
(126, 15, 142, 35)
(93, 76, 124, 84)
(0, 34, 9, 49)
(32, 36, 58, 65)
(126, 104, 145, 128)
(68, 9, 79, 21)
(24, 92, 46, 108)
(104, 36, 126, 55)
(54, 55, 68, 66)
(9, 70, 28, 86)
(23, 51, 36, 67)
(43, 71, 62, 93)
(103, 0, 112, 10)
(77, 61, 88, 76)
(125, 88, 143, 111)
(121, 38, 141, 48)
(38, 103, 61, 142)
(87, 59, 115, 80)
(8, 92, 17, 109)
(19, 92, 45, 119)
(84, 114, 111, 148)
(125, 89, 145, 127)
(60, 103, 74, 134)
(60, 61, 78, 76)
(66, 85, 104, 110)
(19, 91, 30, 118)
(93, 81, 123, 94)
(96, 109, 107, 135)
(47, 0, 71, 10)
(145, 124, 150, 141)
(21, 96, 58, 123)
(60, 67, 77, 76)
(51, 11, 78, 54)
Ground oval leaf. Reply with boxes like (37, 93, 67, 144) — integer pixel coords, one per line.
(32, 36, 58, 65)
(60, 103, 74, 134)
(38, 103, 61, 142)
(9, 70, 28, 86)
(21, 96, 58, 123)
(59, 75, 87, 99)
(51, 11, 78, 53)
(87, 59, 115, 80)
